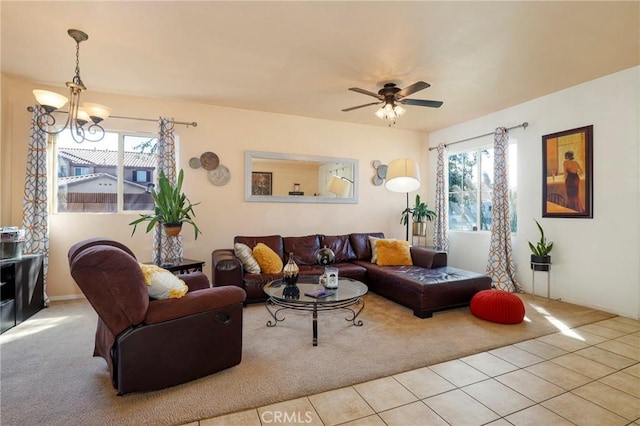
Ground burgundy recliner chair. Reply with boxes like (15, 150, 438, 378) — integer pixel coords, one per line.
(68, 238, 246, 395)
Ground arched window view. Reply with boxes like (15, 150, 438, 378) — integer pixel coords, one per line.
(448, 145, 517, 232)
(56, 131, 158, 213)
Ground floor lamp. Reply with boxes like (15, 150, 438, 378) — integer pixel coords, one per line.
(385, 158, 421, 241)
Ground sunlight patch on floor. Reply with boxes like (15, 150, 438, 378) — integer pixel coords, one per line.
(0, 316, 72, 344)
(529, 302, 585, 341)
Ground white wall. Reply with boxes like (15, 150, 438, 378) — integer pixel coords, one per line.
(2, 75, 423, 298)
(427, 66, 640, 319)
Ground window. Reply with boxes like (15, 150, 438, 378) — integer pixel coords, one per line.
(132, 170, 151, 183)
(55, 131, 159, 213)
(74, 167, 90, 176)
(448, 144, 517, 232)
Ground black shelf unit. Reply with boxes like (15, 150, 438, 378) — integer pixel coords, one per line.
(0, 254, 44, 334)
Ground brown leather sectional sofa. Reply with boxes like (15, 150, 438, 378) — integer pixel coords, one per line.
(212, 232, 492, 318)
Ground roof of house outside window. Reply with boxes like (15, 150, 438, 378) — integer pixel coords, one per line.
(58, 148, 155, 168)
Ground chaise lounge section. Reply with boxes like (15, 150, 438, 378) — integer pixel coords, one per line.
(212, 232, 492, 318)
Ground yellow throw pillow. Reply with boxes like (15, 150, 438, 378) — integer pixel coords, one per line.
(253, 243, 283, 274)
(376, 239, 413, 266)
(139, 263, 188, 299)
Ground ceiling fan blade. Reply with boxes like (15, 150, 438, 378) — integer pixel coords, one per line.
(396, 81, 430, 99)
(401, 98, 443, 108)
(348, 87, 383, 100)
(341, 102, 382, 112)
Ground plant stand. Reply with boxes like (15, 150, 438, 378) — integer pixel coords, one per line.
(531, 261, 555, 300)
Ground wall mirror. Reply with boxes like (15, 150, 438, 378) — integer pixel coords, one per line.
(245, 151, 359, 204)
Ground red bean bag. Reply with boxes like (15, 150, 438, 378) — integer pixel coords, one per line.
(470, 289, 525, 324)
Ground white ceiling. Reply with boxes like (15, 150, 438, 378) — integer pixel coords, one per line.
(2, 1, 638, 133)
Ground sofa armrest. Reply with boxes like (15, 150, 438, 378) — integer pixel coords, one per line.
(212, 249, 244, 287)
(178, 271, 211, 292)
(145, 285, 247, 324)
(410, 246, 448, 268)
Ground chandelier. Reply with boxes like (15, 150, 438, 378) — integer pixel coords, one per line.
(374, 101, 405, 125)
(32, 29, 111, 143)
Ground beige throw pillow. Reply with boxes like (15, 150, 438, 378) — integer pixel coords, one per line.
(139, 263, 188, 299)
(234, 242, 261, 274)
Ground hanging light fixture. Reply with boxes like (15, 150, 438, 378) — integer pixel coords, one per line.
(374, 101, 405, 126)
(32, 29, 111, 143)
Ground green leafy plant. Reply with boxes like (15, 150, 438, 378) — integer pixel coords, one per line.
(401, 194, 437, 225)
(129, 169, 201, 239)
(528, 219, 553, 256)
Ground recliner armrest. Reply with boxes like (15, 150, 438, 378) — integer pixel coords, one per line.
(178, 271, 210, 292)
(212, 249, 243, 287)
(410, 246, 448, 268)
(145, 285, 247, 324)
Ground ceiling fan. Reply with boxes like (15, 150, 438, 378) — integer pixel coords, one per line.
(342, 81, 443, 123)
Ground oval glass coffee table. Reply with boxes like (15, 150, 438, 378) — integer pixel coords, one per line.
(263, 276, 368, 346)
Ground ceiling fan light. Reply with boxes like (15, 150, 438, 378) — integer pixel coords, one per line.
(394, 104, 406, 117)
(33, 90, 68, 111)
(374, 107, 386, 119)
(83, 103, 111, 123)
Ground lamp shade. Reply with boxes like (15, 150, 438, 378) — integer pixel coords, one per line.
(33, 90, 68, 110)
(385, 158, 421, 193)
(326, 175, 352, 197)
(83, 103, 112, 122)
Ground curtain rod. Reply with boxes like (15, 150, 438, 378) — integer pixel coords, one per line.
(428, 121, 528, 151)
(26, 106, 197, 127)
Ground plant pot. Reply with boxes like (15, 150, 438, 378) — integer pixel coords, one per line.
(531, 255, 551, 271)
(163, 223, 183, 237)
(412, 222, 427, 236)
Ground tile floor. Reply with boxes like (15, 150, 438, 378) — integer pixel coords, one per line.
(189, 316, 640, 426)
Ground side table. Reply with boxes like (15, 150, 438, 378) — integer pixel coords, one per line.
(145, 258, 205, 275)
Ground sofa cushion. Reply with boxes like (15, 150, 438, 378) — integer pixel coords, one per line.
(349, 232, 385, 261)
(234, 243, 261, 274)
(321, 235, 356, 263)
(139, 263, 188, 299)
(283, 235, 321, 265)
(235, 235, 284, 261)
(376, 239, 413, 266)
(253, 243, 284, 274)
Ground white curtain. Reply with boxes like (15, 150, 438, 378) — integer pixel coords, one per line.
(21, 106, 50, 305)
(486, 127, 520, 292)
(433, 143, 449, 251)
(152, 117, 183, 265)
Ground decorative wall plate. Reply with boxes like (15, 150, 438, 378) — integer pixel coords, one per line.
(376, 164, 388, 179)
(188, 157, 201, 169)
(200, 152, 220, 170)
(207, 165, 230, 186)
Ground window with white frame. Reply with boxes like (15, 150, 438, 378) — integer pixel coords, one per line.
(54, 131, 159, 213)
(448, 144, 517, 232)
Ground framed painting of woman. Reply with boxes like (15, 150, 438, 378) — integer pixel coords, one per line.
(542, 125, 593, 218)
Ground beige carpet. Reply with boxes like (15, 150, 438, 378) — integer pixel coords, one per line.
(0, 293, 615, 426)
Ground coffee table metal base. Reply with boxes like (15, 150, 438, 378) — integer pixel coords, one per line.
(265, 297, 365, 346)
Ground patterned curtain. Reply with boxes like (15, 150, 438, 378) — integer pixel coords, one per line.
(21, 106, 50, 306)
(433, 143, 449, 251)
(486, 127, 521, 292)
(152, 117, 183, 265)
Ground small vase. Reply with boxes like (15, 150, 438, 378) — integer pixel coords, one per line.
(283, 252, 299, 286)
(163, 223, 182, 237)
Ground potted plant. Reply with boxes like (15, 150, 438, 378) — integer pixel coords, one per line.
(129, 169, 201, 239)
(528, 219, 552, 271)
(401, 194, 437, 236)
